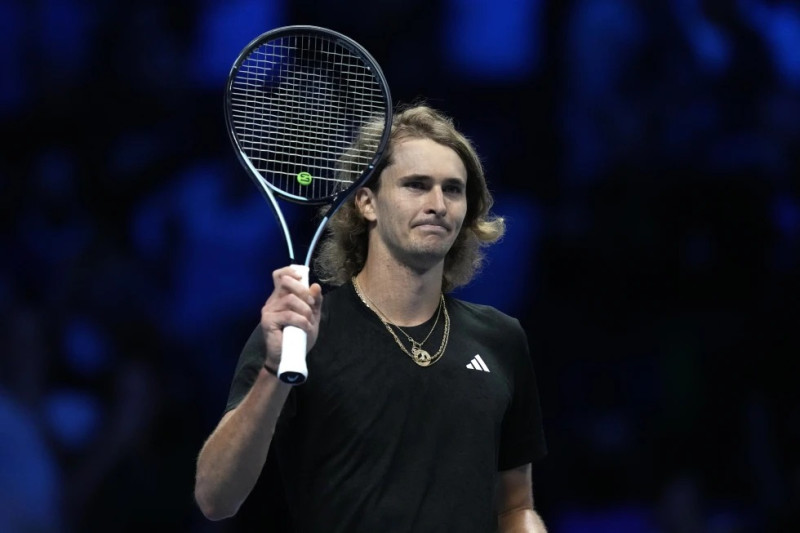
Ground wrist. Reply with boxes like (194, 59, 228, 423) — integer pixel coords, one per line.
(263, 361, 279, 376)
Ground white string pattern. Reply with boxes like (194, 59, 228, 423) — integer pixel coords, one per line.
(229, 33, 387, 201)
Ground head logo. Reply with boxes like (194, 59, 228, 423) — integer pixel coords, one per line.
(297, 172, 313, 186)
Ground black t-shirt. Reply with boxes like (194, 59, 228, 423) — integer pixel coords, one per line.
(225, 281, 546, 532)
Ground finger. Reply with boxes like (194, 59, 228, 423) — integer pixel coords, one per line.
(272, 309, 315, 333)
(309, 283, 323, 311)
(283, 292, 316, 320)
(273, 274, 314, 303)
(281, 274, 312, 295)
(262, 293, 315, 324)
(271, 266, 305, 291)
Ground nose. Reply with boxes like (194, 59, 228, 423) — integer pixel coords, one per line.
(425, 186, 447, 216)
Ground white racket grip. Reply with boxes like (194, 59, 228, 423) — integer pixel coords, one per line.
(278, 264, 309, 385)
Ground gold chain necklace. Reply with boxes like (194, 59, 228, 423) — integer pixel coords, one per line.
(352, 276, 450, 367)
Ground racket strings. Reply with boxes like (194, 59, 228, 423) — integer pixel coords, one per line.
(229, 32, 387, 202)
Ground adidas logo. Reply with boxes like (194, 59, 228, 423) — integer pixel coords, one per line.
(466, 354, 490, 372)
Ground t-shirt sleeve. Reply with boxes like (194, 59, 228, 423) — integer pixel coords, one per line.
(224, 290, 339, 417)
(224, 325, 265, 414)
(497, 319, 547, 470)
(223, 325, 296, 420)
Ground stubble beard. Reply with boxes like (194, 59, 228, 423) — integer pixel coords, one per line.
(394, 230, 457, 272)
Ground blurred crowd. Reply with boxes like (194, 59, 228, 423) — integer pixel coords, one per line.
(1, 0, 799, 531)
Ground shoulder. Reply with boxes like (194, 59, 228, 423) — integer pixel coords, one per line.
(446, 297, 527, 348)
(320, 281, 350, 300)
(316, 281, 364, 329)
(447, 297, 522, 332)
(319, 282, 353, 312)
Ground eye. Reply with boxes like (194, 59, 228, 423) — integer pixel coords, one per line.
(444, 183, 464, 195)
(405, 180, 426, 190)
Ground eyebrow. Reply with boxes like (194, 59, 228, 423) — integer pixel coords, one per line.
(399, 173, 466, 184)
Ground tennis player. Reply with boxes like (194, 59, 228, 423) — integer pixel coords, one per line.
(195, 104, 548, 532)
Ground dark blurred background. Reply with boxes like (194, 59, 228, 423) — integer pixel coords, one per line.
(2, 0, 799, 531)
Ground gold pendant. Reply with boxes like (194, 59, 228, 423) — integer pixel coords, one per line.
(412, 345, 431, 367)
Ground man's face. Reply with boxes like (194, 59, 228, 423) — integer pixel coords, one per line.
(359, 137, 468, 269)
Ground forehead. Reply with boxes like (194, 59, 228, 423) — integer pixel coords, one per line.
(384, 138, 467, 181)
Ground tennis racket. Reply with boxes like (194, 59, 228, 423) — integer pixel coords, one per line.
(225, 25, 392, 385)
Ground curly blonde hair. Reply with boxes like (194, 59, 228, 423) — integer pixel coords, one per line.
(313, 104, 505, 292)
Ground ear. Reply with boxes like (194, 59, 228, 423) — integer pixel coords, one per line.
(355, 187, 377, 222)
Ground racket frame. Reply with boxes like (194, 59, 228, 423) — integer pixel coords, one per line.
(224, 24, 392, 266)
(224, 25, 393, 384)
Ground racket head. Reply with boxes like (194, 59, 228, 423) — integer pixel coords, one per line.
(225, 25, 392, 207)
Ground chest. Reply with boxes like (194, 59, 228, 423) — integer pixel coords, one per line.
(295, 309, 513, 451)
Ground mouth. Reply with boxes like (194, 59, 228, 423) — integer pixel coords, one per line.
(414, 222, 450, 233)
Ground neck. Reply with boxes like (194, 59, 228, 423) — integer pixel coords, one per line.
(355, 256, 444, 327)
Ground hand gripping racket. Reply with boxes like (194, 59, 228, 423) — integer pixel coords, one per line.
(225, 25, 392, 385)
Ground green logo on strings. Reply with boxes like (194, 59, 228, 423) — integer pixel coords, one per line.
(297, 172, 313, 186)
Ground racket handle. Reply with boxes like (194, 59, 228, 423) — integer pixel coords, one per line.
(278, 264, 309, 385)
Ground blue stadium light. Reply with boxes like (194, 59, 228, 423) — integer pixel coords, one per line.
(444, 0, 542, 80)
(192, 0, 285, 86)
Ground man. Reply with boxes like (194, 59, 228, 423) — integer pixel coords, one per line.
(194, 105, 548, 532)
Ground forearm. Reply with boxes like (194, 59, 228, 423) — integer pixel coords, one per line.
(194, 368, 291, 520)
(498, 507, 547, 533)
